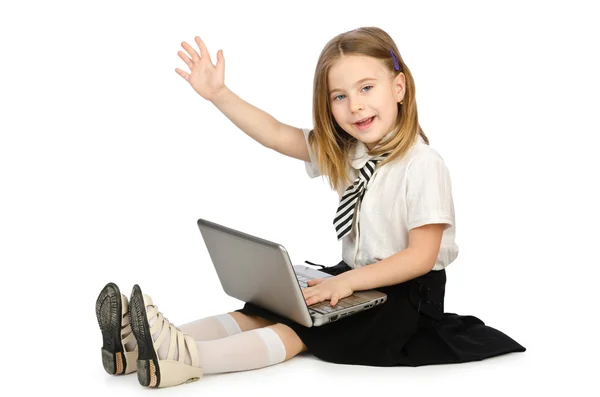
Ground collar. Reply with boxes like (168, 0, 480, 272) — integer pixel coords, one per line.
(350, 131, 423, 170)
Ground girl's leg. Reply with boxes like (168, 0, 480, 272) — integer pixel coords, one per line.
(129, 285, 307, 388)
(175, 313, 241, 341)
(228, 311, 276, 331)
(265, 323, 308, 360)
(176, 311, 275, 341)
(193, 323, 307, 374)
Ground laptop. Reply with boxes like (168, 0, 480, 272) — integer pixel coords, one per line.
(197, 218, 387, 327)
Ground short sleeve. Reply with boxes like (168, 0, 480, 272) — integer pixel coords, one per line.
(406, 154, 455, 231)
(302, 128, 321, 179)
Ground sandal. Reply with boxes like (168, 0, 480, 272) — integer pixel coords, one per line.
(129, 284, 203, 388)
(95, 282, 138, 375)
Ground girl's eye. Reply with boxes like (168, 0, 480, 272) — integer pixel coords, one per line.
(332, 86, 373, 102)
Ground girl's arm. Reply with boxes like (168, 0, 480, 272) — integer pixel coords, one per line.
(211, 88, 310, 162)
(340, 224, 446, 291)
(176, 36, 310, 162)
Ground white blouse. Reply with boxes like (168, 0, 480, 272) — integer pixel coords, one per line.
(302, 128, 459, 271)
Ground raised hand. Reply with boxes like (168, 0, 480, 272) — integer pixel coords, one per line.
(175, 36, 226, 102)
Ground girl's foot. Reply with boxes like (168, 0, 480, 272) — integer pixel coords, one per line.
(129, 284, 203, 388)
(95, 282, 138, 375)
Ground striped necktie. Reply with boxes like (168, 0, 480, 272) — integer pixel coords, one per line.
(333, 152, 390, 240)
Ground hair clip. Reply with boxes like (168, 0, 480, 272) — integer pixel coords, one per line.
(388, 48, 400, 71)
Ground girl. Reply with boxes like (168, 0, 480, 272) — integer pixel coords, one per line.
(95, 26, 525, 388)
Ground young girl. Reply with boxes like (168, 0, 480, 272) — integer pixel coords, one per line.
(95, 26, 525, 388)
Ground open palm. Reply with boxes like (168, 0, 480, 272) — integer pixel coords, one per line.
(175, 36, 225, 102)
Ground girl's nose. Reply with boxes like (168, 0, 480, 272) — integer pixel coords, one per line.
(350, 100, 364, 113)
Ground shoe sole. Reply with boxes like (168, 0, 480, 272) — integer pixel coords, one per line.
(95, 282, 127, 375)
(129, 284, 161, 388)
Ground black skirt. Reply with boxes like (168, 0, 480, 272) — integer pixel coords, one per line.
(236, 261, 525, 366)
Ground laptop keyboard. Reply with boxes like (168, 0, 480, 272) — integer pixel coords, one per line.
(296, 274, 371, 314)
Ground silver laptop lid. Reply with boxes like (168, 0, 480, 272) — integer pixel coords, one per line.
(197, 218, 313, 327)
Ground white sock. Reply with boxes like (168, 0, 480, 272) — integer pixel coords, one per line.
(195, 328, 287, 374)
(177, 314, 242, 341)
(144, 304, 246, 364)
(144, 301, 286, 373)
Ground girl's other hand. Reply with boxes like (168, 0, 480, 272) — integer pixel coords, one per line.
(303, 276, 354, 307)
(175, 36, 226, 102)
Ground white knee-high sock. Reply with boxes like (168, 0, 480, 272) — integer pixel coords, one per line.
(195, 328, 287, 374)
(177, 314, 242, 341)
(149, 313, 242, 364)
(147, 307, 286, 372)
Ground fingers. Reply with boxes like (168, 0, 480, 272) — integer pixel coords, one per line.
(303, 287, 340, 306)
(177, 50, 194, 70)
(330, 295, 339, 306)
(181, 41, 201, 63)
(302, 287, 314, 300)
(304, 287, 334, 307)
(195, 36, 213, 64)
(303, 288, 319, 306)
(175, 68, 189, 82)
(305, 294, 338, 307)
(216, 49, 224, 70)
(305, 295, 322, 306)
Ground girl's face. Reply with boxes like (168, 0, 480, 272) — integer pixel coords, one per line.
(328, 55, 405, 150)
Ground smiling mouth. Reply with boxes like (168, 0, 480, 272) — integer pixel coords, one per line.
(354, 116, 375, 128)
(353, 117, 375, 132)
(355, 116, 374, 124)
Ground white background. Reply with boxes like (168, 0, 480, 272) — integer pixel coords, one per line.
(1, 0, 599, 395)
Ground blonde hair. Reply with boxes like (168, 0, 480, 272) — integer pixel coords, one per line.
(308, 26, 429, 192)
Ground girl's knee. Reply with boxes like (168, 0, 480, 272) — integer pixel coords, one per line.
(266, 323, 307, 360)
(228, 312, 275, 332)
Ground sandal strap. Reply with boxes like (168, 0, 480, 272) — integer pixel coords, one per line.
(120, 305, 137, 347)
(148, 306, 161, 335)
(177, 329, 185, 363)
(153, 313, 170, 349)
(122, 330, 136, 346)
(122, 312, 131, 327)
(144, 302, 200, 367)
(167, 323, 178, 361)
(185, 334, 200, 367)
